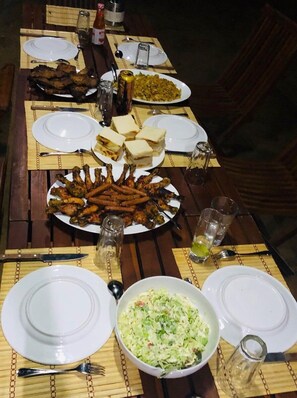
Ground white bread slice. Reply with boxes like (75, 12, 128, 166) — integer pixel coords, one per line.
(124, 139, 153, 168)
(111, 114, 140, 140)
(135, 125, 166, 155)
(95, 127, 126, 160)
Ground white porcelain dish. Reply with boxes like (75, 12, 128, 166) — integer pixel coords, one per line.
(1, 265, 116, 364)
(118, 42, 168, 66)
(47, 167, 180, 235)
(144, 115, 208, 153)
(32, 112, 102, 152)
(23, 37, 77, 61)
(115, 276, 220, 378)
(202, 266, 297, 352)
(101, 69, 191, 105)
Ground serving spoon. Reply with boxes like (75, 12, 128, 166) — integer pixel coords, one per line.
(214, 249, 271, 261)
(108, 280, 124, 302)
(74, 44, 83, 61)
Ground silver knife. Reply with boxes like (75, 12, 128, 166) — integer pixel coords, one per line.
(31, 105, 88, 112)
(264, 352, 297, 362)
(0, 253, 88, 263)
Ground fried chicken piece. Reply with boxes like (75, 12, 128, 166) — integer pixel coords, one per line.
(155, 198, 178, 214)
(115, 163, 129, 186)
(133, 209, 155, 229)
(30, 65, 66, 79)
(124, 164, 136, 188)
(50, 186, 72, 199)
(105, 163, 114, 184)
(86, 211, 104, 224)
(145, 178, 171, 195)
(46, 202, 81, 217)
(55, 174, 87, 197)
(83, 164, 93, 191)
(94, 167, 104, 187)
(136, 168, 159, 190)
(70, 74, 98, 88)
(69, 84, 89, 101)
(122, 213, 133, 227)
(72, 166, 86, 187)
(77, 204, 99, 217)
(157, 188, 183, 202)
(56, 63, 76, 74)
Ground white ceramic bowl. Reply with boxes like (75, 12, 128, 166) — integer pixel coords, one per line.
(115, 276, 220, 378)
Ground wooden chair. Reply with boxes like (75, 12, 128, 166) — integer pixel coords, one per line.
(189, 4, 297, 151)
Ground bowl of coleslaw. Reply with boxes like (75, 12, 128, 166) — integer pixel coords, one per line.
(115, 276, 220, 378)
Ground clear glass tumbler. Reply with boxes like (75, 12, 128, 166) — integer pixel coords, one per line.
(76, 10, 90, 47)
(185, 142, 212, 185)
(189, 208, 222, 263)
(216, 335, 267, 397)
(94, 80, 114, 126)
(211, 196, 238, 246)
(135, 42, 150, 69)
(94, 215, 124, 269)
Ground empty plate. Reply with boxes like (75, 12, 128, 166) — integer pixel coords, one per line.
(118, 42, 168, 66)
(23, 37, 77, 61)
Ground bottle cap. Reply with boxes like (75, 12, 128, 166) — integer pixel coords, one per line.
(98, 3, 104, 9)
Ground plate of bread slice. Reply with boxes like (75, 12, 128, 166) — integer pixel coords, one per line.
(92, 114, 165, 170)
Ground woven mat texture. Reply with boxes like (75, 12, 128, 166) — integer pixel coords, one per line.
(0, 246, 143, 398)
(26, 101, 220, 170)
(173, 243, 297, 397)
(46, 5, 125, 32)
(20, 29, 85, 70)
(107, 34, 176, 74)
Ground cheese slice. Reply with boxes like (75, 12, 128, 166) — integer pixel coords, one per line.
(111, 114, 140, 140)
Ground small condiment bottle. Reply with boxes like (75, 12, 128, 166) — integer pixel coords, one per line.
(92, 3, 105, 45)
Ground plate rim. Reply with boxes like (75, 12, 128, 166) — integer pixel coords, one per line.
(23, 37, 77, 61)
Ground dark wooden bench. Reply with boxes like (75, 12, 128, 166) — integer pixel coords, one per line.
(0, 63, 15, 117)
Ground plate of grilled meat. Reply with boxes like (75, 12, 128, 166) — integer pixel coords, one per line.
(28, 63, 98, 102)
(46, 164, 181, 235)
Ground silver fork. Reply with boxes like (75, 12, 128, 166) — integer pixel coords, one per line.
(31, 58, 70, 64)
(39, 148, 103, 164)
(17, 362, 105, 377)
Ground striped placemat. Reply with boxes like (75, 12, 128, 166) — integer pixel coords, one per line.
(25, 101, 220, 170)
(46, 5, 125, 32)
(107, 34, 176, 74)
(173, 244, 297, 397)
(0, 246, 143, 398)
(20, 28, 85, 70)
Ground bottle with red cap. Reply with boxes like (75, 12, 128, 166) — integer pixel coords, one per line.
(92, 3, 105, 45)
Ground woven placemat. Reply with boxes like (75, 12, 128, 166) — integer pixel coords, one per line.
(107, 34, 176, 74)
(26, 101, 219, 170)
(20, 28, 85, 70)
(46, 5, 125, 32)
(173, 244, 297, 397)
(0, 246, 143, 398)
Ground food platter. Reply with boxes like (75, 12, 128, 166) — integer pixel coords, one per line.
(202, 266, 297, 352)
(1, 265, 116, 364)
(23, 37, 77, 61)
(100, 69, 191, 105)
(144, 115, 208, 153)
(32, 112, 102, 152)
(47, 167, 180, 235)
(117, 42, 168, 66)
(37, 83, 97, 99)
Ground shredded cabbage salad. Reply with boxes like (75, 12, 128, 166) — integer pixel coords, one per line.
(118, 288, 209, 371)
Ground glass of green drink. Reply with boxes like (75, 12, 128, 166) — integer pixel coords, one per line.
(189, 208, 222, 263)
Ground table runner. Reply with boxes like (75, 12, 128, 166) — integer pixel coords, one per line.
(0, 246, 143, 398)
(173, 243, 297, 397)
(107, 34, 176, 74)
(25, 101, 220, 170)
(20, 28, 85, 70)
(46, 5, 125, 32)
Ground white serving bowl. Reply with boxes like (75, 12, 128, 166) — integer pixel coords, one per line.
(115, 276, 220, 379)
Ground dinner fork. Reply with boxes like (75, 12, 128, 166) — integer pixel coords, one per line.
(147, 109, 188, 117)
(122, 36, 155, 45)
(39, 148, 103, 164)
(31, 58, 70, 64)
(17, 362, 105, 377)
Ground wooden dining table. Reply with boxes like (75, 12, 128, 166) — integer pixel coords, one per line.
(1, 1, 297, 397)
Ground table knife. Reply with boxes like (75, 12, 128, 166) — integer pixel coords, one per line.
(264, 352, 297, 362)
(21, 32, 64, 38)
(0, 253, 88, 263)
(31, 105, 88, 112)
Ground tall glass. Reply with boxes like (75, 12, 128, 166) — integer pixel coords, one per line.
(211, 196, 238, 246)
(216, 335, 267, 397)
(135, 42, 150, 69)
(76, 10, 90, 47)
(185, 142, 212, 185)
(94, 80, 114, 126)
(189, 208, 222, 263)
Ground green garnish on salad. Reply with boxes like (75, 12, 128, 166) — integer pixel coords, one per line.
(118, 288, 209, 371)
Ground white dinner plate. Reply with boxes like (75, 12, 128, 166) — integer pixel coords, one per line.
(117, 42, 168, 66)
(32, 112, 102, 152)
(1, 265, 116, 364)
(101, 69, 191, 105)
(201, 266, 297, 352)
(37, 84, 97, 99)
(47, 167, 180, 235)
(23, 37, 78, 61)
(144, 115, 208, 153)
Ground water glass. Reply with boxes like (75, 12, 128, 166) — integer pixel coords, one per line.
(94, 215, 124, 269)
(189, 208, 223, 263)
(135, 42, 150, 69)
(185, 142, 212, 185)
(94, 80, 114, 126)
(216, 335, 267, 397)
(76, 10, 90, 47)
(211, 196, 238, 246)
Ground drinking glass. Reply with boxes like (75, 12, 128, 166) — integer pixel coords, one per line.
(185, 142, 212, 185)
(135, 42, 150, 69)
(94, 80, 114, 126)
(76, 10, 90, 47)
(216, 335, 267, 397)
(94, 215, 124, 269)
(189, 208, 222, 263)
(211, 196, 238, 246)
